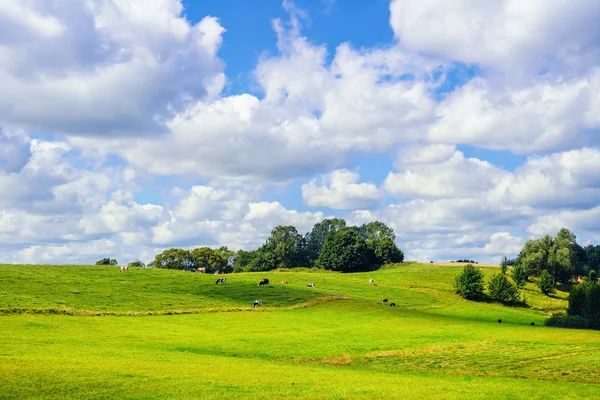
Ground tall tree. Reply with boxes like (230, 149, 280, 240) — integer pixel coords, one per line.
(153, 248, 196, 270)
(261, 225, 308, 269)
(304, 218, 346, 265)
(317, 229, 371, 272)
(191, 247, 227, 274)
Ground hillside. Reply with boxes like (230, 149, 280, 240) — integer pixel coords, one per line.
(1, 263, 600, 399)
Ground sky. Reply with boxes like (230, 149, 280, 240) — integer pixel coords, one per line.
(1, 0, 599, 265)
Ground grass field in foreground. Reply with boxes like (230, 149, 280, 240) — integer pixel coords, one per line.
(1, 263, 599, 399)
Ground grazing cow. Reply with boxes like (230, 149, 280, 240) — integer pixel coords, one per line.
(253, 300, 262, 308)
(281, 280, 288, 284)
(389, 303, 396, 307)
(196, 268, 205, 273)
(382, 298, 388, 304)
(369, 279, 374, 285)
(498, 319, 502, 324)
(119, 265, 128, 272)
(258, 278, 269, 287)
(216, 278, 226, 285)
(307, 283, 315, 288)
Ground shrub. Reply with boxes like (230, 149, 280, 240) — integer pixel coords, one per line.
(454, 264, 485, 300)
(487, 273, 521, 303)
(538, 270, 556, 295)
(545, 314, 592, 329)
(511, 263, 528, 288)
(568, 284, 587, 317)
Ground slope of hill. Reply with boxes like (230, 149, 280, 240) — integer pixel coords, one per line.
(1, 263, 599, 399)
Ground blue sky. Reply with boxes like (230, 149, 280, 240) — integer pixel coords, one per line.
(0, 0, 599, 265)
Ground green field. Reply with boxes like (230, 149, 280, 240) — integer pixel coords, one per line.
(1, 263, 600, 399)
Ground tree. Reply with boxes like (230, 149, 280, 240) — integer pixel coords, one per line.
(356, 221, 396, 241)
(454, 264, 485, 300)
(127, 260, 145, 268)
(261, 225, 308, 269)
(245, 250, 276, 272)
(538, 270, 556, 295)
(373, 236, 404, 264)
(304, 218, 346, 265)
(487, 273, 521, 303)
(153, 248, 196, 270)
(96, 258, 118, 266)
(568, 284, 587, 317)
(511, 262, 528, 288)
(191, 247, 227, 274)
(317, 229, 371, 272)
(500, 256, 508, 274)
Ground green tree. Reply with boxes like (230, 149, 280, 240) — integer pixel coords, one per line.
(511, 262, 528, 288)
(500, 256, 508, 274)
(373, 236, 404, 264)
(538, 270, 556, 295)
(487, 273, 521, 303)
(127, 260, 145, 268)
(356, 221, 396, 241)
(304, 218, 346, 265)
(95, 258, 118, 266)
(244, 250, 276, 272)
(454, 264, 485, 300)
(232, 249, 256, 272)
(317, 229, 371, 272)
(260, 225, 308, 269)
(153, 248, 196, 270)
(568, 284, 587, 317)
(191, 247, 227, 274)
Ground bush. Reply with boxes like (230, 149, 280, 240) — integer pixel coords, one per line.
(511, 263, 528, 288)
(538, 270, 556, 295)
(545, 314, 592, 329)
(568, 284, 587, 317)
(500, 256, 508, 274)
(488, 273, 521, 303)
(454, 264, 485, 300)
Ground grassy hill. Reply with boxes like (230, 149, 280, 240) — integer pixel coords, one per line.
(1, 263, 599, 399)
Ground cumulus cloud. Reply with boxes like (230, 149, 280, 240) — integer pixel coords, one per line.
(389, 0, 600, 76)
(384, 150, 509, 199)
(302, 169, 381, 209)
(0, 0, 226, 136)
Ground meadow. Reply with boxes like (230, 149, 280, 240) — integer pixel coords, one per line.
(1, 263, 600, 399)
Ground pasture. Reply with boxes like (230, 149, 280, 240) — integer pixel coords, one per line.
(1, 263, 600, 399)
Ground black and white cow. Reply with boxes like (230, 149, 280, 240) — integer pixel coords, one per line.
(258, 278, 269, 287)
(307, 283, 315, 288)
(216, 278, 226, 285)
(389, 303, 396, 307)
(253, 300, 262, 308)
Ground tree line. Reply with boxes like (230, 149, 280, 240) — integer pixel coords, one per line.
(141, 219, 404, 273)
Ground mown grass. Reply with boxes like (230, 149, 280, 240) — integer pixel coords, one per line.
(1, 263, 599, 399)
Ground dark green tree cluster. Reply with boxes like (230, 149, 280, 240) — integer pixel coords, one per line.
(95, 258, 118, 266)
(550, 272, 600, 329)
(230, 219, 404, 273)
(151, 219, 404, 274)
(455, 264, 521, 304)
(152, 246, 234, 273)
(513, 228, 600, 295)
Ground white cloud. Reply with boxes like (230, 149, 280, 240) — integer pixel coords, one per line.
(302, 169, 381, 209)
(0, 0, 225, 135)
(384, 150, 509, 199)
(389, 0, 600, 76)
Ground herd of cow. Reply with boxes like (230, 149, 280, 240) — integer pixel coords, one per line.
(117, 266, 395, 309)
